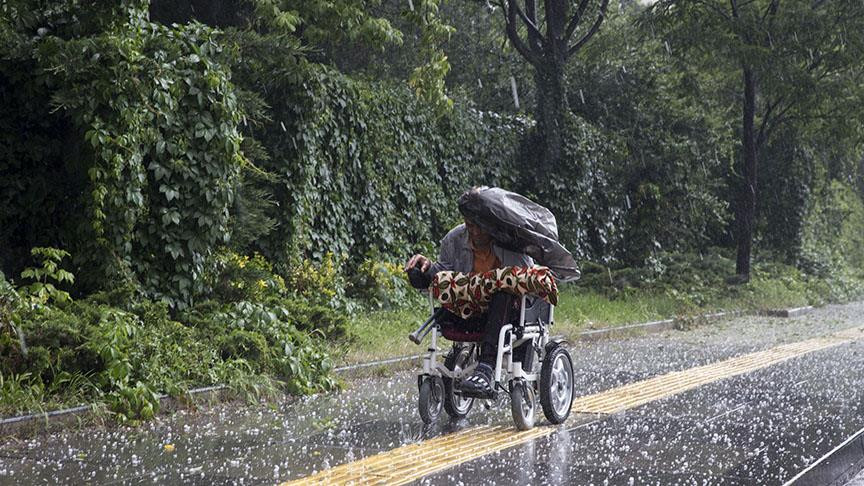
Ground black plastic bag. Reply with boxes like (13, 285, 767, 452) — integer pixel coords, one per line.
(458, 187, 580, 281)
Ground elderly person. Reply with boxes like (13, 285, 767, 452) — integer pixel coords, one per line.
(405, 189, 533, 396)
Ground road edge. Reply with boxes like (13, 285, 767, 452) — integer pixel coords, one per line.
(783, 425, 864, 486)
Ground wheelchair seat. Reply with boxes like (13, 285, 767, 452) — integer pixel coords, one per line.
(435, 293, 552, 343)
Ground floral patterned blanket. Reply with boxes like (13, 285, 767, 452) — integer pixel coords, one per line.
(431, 266, 558, 319)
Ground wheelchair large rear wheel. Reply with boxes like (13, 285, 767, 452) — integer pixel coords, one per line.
(418, 376, 444, 424)
(510, 380, 536, 431)
(539, 344, 574, 424)
(443, 345, 475, 419)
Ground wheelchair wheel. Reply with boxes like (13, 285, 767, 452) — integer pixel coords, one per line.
(418, 376, 444, 424)
(540, 344, 574, 424)
(443, 345, 475, 419)
(510, 380, 536, 431)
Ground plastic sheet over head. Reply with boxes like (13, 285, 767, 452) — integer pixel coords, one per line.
(458, 186, 581, 281)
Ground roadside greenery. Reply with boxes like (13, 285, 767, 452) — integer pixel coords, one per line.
(0, 249, 342, 421)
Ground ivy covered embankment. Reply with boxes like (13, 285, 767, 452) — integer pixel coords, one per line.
(0, 2, 520, 420)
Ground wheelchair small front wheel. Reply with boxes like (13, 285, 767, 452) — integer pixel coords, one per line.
(510, 380, 536, 431)
(540, 344, 574, 424)
(443, 345, 475, 419)
(418, 376, 444, 424)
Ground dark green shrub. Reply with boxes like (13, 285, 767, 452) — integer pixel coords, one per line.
(18, 306, 84, 350)
(274, 298, 349, 340)
(218, 329, 269, 363)
(209, 250, 287, 303)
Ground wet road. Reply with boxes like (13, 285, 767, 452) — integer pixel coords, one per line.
(2, 302, 864, 485)
(849, 468, 864, 486)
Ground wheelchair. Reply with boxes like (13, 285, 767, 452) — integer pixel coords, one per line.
(409, 291, 575, 431)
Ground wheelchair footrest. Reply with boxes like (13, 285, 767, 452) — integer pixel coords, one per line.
(456, 388, 497, 400)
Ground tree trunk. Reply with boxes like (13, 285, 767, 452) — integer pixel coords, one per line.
(534, 49, 568, 170)
(735, 66, 758, 279)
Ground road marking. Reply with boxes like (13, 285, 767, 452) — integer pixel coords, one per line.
(282, 326, 864, 485)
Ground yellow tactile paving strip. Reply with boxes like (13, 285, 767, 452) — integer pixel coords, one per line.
(282, 326, 864, 485)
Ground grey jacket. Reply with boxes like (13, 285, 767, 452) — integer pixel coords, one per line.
(428, 224, 533, 275)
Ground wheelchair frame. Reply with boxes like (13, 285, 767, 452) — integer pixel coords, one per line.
(411, 292, 573, 430)
(419, 295, 554, 383)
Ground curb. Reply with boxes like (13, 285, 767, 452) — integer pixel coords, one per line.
(334, 310, 746, 373)
(763, 306, 815, 318)
(576, 310, 746, 341)
(334, 354, 422, 372)
(0, 385, 228, 436)
(783, 425, 864, 485)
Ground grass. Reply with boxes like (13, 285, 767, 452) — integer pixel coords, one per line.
(553, 288, 684, 332)
(327, 306, 427, 366)
(332, 276, 837, 367)
(328, 288, 688, 367)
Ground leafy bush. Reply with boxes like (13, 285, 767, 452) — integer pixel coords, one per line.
(799, 181, 864, 275)
(347, 256, 419, 309)
(282, 253, 350, 310)
(201, 249, 352, 336)
(206, 301, 337, 393)
(18, 247, 75, 305)
(0, 248, 340, 420)
(209, 251, 287, 303)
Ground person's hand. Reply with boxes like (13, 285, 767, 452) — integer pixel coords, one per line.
(405, 254, 431, 272)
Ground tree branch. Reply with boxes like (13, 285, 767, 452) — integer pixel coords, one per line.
(812, 0, 829, 10)
(497, 0, 542, 66)
(525, 0, 544, 51)
(566, 0, 609, 58)
(692, 0, 733, 23)
(756, 96, 784, 148)
(762, 0, 779, 21)
(510, 0, 546, 47)
(760, 102, 797, 147)
(564, 0, 591, 42)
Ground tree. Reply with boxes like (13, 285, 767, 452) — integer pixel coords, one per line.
(650, 0, 864, 280)
(566, 4, 734, 264)
(492, 0, 610, 168)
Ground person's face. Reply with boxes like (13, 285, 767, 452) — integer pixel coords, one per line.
(465, 219, 492, 247)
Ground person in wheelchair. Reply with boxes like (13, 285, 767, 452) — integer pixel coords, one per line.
(404, 189, 533, 396)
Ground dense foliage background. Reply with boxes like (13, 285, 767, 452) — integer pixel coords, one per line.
(2, 0, 863, 419)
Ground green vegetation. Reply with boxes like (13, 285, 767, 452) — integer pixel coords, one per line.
(0, 250, 341, 421)
(2, 0, 864, 421)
